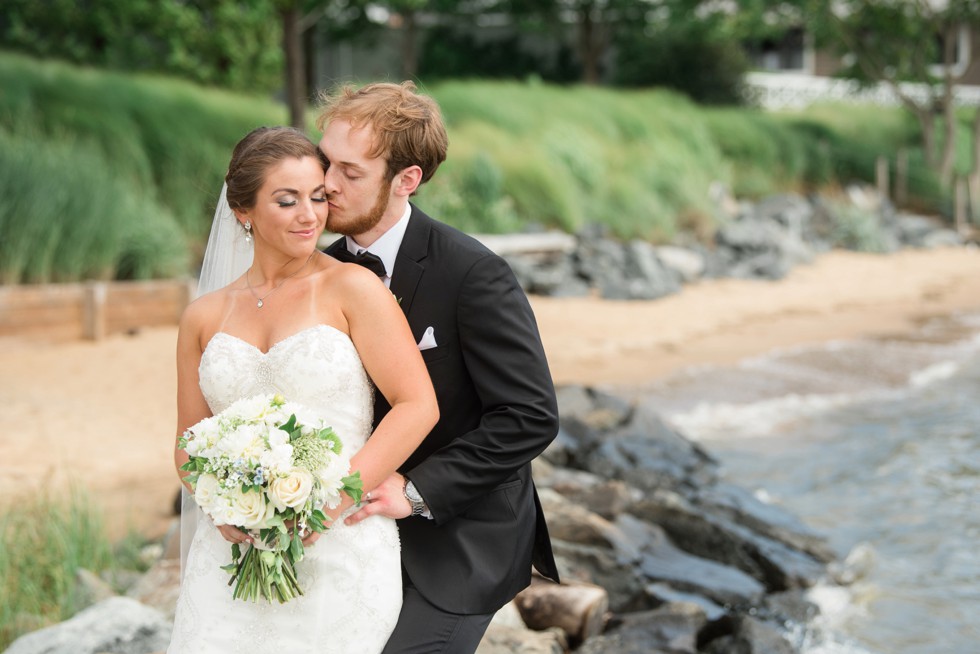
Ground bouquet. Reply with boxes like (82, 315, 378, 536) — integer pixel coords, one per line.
(179, 393, 362, 603)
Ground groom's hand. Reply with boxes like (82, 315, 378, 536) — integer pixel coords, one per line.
(344, 472, 412, 525)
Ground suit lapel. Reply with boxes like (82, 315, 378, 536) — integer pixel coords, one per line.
(323, 235, 346, 258)
(389, 204, 431, 320)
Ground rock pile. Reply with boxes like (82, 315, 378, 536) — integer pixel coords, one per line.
(507, 188, 964, 300)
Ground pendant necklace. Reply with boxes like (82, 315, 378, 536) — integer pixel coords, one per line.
(246, 252, 315, 308)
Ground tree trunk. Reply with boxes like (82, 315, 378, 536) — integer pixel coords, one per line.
(918, 108, 938, 170)
(938, 23, 959, 188)
(969, 108, 980, 222)
(400, 10, 418, 81)
(282, 4, 306, 129)
(578, 6, 600, 84)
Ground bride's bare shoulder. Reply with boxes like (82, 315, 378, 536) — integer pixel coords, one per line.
(178, 284, 234, 338)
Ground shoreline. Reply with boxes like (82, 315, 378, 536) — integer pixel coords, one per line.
(2, 246, 980, 540)
(533, 247, 980, 387)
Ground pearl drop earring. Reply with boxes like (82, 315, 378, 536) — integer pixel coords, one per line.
(243, 220, 252, 244)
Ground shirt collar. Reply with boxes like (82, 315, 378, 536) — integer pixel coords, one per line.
(344, 203, 412, 281)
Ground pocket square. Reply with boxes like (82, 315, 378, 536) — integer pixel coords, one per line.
(417, 326, 437, 351)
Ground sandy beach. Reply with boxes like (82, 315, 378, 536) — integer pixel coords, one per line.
(2, 246, 979, 539)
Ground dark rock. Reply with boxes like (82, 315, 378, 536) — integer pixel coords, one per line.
(538, 489, 620, 548)
(583, 405, 717, 492)
(621, 240, 682, 300)
(551, 478, 640, 521)
(613, 515, 766, 607)
(551, 541, 648, 613)
(577, 603, 709, 654)
(634, 489, 827, 592)
(701, 615, 796, 654)
(645, 583, 728, 622)
(698, 483, 837, 563)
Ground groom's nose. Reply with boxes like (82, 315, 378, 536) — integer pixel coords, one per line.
(324, 167, 340, 196)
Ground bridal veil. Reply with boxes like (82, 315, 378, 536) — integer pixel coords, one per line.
(180, 183, 254, 577)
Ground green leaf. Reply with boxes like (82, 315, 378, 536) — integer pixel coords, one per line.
(318, 427, 342, 453)
(308, 510, 326, 531)
(289, 530, 304, 562)
(342, 471, 363, 504)
(278, 413, 297, 437)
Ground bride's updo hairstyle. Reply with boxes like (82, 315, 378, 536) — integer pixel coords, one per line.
(224, 126, 326, 212)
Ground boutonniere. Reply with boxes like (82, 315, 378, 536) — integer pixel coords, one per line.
(391, 291, 402, 305)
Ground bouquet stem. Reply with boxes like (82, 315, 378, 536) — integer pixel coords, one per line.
(227, 543, 304, 603)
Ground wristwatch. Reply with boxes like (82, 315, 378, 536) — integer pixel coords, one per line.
(403, 478, 427, 517)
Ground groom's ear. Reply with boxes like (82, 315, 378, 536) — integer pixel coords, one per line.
(393, 165, 423, 197)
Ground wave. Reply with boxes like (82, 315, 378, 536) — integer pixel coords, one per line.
(651, 315, 980, 442)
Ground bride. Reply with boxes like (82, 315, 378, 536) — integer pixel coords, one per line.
(167, 126, 438, 652)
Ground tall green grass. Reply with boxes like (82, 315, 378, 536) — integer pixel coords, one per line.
(424, 81, 729, 240)
(0, 51, 964, 282)
(0, 129, 188, 283)
(0, 491, 149, 649)
(0, 51, 285, 236)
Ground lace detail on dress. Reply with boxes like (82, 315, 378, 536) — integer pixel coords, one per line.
(168, 325, 400, 654)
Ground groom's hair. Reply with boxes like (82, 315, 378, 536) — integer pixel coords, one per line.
(315, 81, 448, 187)
(225, 126, 325, 211)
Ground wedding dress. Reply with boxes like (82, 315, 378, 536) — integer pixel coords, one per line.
(168, 324, 401, 653)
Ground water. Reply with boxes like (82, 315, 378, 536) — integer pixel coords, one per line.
(630, 313, 980, 654)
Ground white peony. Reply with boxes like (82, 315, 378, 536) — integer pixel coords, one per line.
(260, 441, 294, 476)
(217, 423, 264, 460)
(315, 456, 351, 509)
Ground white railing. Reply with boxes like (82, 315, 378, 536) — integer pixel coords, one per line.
(744, 71, 980, 110)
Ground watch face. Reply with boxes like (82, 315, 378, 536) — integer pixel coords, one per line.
(405, 481, 422, 503)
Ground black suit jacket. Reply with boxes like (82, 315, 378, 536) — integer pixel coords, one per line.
(326, 206, 560, 614)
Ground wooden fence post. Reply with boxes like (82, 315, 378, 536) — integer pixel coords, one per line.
(876, 156, 890, 204)
(896, 149, 909, 207)
(968, 172, 980, 226)
(955, 176, 968, 236)
(83, 281, 107, 340)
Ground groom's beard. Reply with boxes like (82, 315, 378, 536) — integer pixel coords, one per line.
(329, 176, 393, 237)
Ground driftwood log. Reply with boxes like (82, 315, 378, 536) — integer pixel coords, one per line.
(515, 579, 609, 645)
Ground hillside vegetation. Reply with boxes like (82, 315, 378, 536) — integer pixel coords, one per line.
(0, 51, 947, 284)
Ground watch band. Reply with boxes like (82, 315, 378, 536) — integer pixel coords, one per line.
(403, 479, 427, 517)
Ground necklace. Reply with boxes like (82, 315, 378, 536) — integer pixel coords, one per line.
(245, 252, 315, 308)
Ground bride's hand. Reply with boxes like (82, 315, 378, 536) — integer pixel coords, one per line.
(298, 502, 346, 546)
(344, 473, 412, 526)
(216, 524, 253, 545)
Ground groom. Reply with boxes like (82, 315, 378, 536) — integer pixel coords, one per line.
(317, 81, 560, 652)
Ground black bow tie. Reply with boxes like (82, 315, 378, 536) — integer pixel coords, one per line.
(333, 248, 387, 277)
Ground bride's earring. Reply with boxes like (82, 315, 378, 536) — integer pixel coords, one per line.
(243, 220, 252, 244)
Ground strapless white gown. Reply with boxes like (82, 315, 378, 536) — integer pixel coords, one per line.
(167, 325, 401, 653)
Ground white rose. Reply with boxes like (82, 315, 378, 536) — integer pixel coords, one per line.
(229, 486, 275, 530)
(268, 469, 314, 512)
(193, 473, 220, 511)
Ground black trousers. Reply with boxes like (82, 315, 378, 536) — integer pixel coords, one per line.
(381, 579, 495, 654)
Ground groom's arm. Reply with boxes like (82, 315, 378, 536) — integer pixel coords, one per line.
(407, 253, 558, 524)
